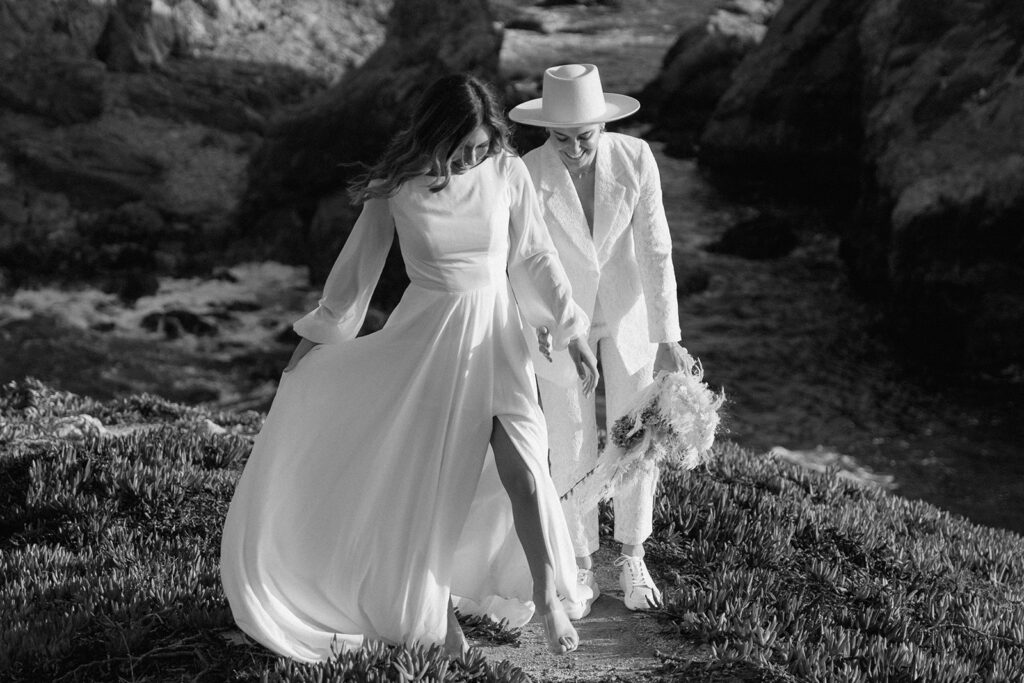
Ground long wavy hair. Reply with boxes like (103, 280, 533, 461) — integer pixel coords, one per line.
(348, 74, 514, 203)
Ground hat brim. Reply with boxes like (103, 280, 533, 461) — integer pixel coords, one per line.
(508, 93, 640, 127)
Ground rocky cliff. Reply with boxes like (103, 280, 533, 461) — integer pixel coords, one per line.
(0, 0, 391, 297)
(0, 0, 501, 311)
(241, 0, 502, 290)
(639, 0, 781, 156)
(656, 0, 1024, 376)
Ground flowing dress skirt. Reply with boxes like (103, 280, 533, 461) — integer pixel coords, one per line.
(220, 280, 579, 662)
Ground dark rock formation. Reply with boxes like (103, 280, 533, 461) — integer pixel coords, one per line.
(699, 0, 866, 197)
(0, 0, 391, 294)
(241, 0, 503, 289)
(848, 0, 1024, 372)
(665, 0, 1024, 375)
(96, 0, 176, 72)
(640, 0, 781, 157)
(0, 1, 114, 61)
(1, 0, 497, 312)
(705, 213, 798, 260)
(0, 57, 107, 125)
(9, 126, 166, 208)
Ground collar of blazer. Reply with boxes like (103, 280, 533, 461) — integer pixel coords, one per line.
(535, 135, 634, 269)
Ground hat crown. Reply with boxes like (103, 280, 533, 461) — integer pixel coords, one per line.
(541, 64, 607, 126)
(507, 63, 639, 127)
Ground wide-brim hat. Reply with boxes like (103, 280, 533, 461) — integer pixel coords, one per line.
(509, 63, 640, 128)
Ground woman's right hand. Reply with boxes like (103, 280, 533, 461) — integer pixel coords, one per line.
(283, 337, 319, 373)
(567, 337, 599, 397)
(537, 326, 554, 363)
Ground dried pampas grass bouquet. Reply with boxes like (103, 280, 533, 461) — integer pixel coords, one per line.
(562, 348, 724, 509)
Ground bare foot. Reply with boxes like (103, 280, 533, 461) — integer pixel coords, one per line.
(539, 606, 578, 654)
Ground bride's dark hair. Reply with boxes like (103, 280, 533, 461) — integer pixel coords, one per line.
(348, 73, 514, 203)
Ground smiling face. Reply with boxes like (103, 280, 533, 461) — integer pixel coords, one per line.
(451, 125, 492, 174)
(548, 124, 602, 173)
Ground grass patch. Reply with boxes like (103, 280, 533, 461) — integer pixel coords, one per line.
(3, 378, 1023, 681)
(642, 443, 1024, 682)
(0, 379, 524, 682)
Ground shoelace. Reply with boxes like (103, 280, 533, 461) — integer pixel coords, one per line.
(614, 554, 655, 588)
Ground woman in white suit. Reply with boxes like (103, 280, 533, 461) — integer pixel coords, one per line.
(510, 64, 690, 616)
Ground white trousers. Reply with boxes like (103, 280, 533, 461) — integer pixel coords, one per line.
(539, 319, 658, 558)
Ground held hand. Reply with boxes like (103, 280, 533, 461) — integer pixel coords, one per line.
(654, 341, 690, 375)
(567, 337, 599, 397)
(537, 326, 553, 363)
(283, 337, 318, 373)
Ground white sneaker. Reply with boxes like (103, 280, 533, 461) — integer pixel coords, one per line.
(615, 554, 662, 611)
(561, 568, 600, 619)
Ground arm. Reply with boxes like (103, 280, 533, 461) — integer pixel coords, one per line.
(631, 142, 687, 373)
(536, 326, 599, 396)
(286, 197, 395, 370)
(505, 156, 598, 393)
(505, 156, 589, 350)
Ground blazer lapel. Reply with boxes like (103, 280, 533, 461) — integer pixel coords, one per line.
(537, 142, 599, 268)
(592, 135, 629, 260)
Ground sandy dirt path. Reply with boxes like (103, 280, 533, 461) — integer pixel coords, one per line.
(472, 548, 705, 682)
(487, 4, 715, 680)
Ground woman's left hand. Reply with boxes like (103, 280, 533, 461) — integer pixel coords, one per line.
(654, 341, 690, 375)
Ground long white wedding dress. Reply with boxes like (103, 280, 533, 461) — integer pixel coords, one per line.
(220, 153, 588, 662)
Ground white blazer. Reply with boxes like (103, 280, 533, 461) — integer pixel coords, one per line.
(522, 132, 681, 386)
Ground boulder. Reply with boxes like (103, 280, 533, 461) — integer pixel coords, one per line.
(0, 57, 107, 125)
(699, 0, 866, 195)
(0, 0, 391, 81)
(8, 127, 165, 208)
(640, 0, 781, 156)
(241, 0, 503, 286)
(0, 0, 392, 292)
(117, 60, 309, 134)
(692, 0, 1024, 374)
(0, 0, 115, 61)
(705, 213, 798, 260)
(96, 0, 177, 72)
(850, 0, 1024, 371)
(167, 0, 392, 81)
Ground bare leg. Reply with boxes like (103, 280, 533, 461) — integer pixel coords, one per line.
(491, 418, 579, 654)
(577, 554, 593, 570)
(445, 596, 469, 658)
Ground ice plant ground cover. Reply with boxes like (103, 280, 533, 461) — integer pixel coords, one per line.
(2, 379, 1023, 682)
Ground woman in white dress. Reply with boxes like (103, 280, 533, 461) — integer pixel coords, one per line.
(219, 73, 599, 661)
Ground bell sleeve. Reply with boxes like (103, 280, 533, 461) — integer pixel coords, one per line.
(633, 141, 682, 343)
(504, 155, 589, 350)
(292, 196, 395, 344)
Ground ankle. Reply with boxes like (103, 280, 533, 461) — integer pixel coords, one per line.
(620, 543, 644, 559)
(534, 595, 564, 615)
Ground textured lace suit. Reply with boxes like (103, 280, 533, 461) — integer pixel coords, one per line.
(523, 133, 681, 556)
